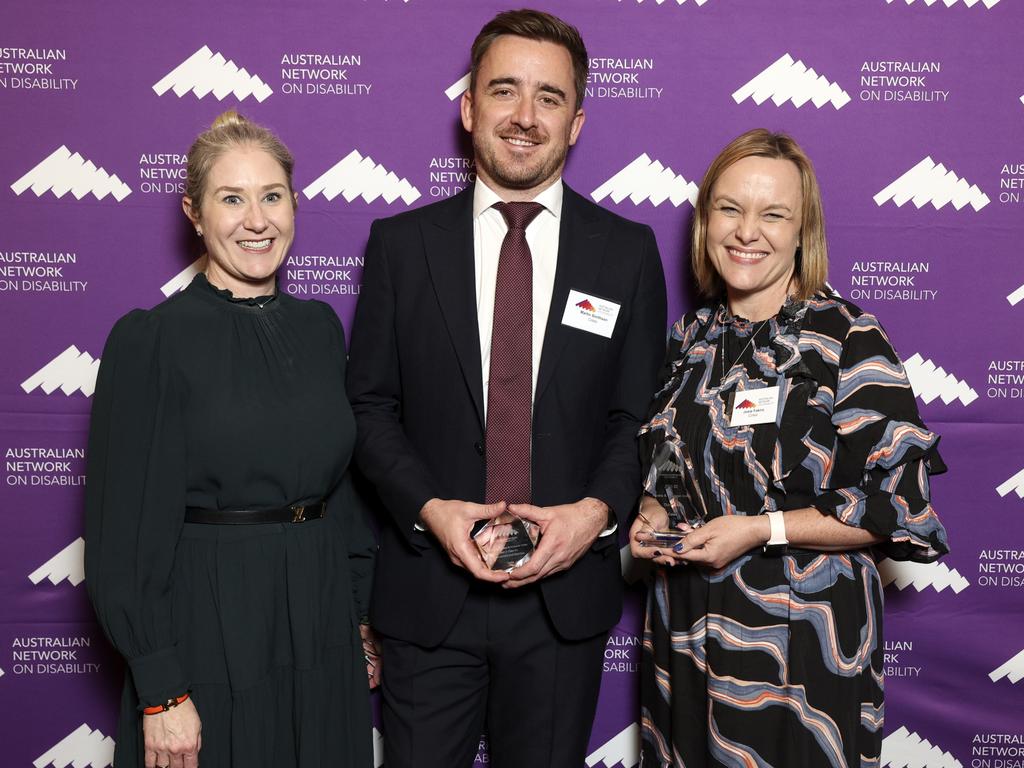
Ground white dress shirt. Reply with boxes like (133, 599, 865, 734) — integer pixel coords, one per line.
(473, 178, 562, 419)
(471, 179, 615, 535)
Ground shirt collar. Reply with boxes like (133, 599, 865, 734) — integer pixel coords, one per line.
(472, 177, 563, 222)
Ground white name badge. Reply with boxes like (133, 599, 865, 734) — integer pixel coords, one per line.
(728, 385, 781, 427)
(561, 289, 621, 339)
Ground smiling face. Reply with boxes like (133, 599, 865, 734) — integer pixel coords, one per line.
(706, 156, 803, 320)
(183, 146, 296, 297)
(461, 35, 585, 201)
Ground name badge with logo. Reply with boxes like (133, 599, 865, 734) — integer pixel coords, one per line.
(561, 289, 620, 339)
(727, 385, 780, 427)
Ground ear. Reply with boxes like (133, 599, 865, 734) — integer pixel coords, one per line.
(460, 89, 474, 134)
(292, 190, 299, 209)
(568, 108, 586, 147)
(182, 196, 199, 228)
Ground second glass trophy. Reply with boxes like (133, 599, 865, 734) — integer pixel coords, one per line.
(643, 441, 709, 547)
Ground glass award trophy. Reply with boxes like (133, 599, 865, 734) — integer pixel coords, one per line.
(642, 441, 709, 547)
(472, 512, 540, 571)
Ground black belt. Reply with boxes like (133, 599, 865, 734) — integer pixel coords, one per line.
(184, 500, 327, 525)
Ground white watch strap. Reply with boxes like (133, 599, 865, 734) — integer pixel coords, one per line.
(766, 511, 788, 546)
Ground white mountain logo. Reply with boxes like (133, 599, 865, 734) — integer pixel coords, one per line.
(11, 146, 131, 202)
(29, 538, 86, 587)
(626, 0, 712, 4)
(1007, 284, 1024, 307)
(160, 257, 204, 297)
(21, 346, 100, 398)
(989, 648, 1024, 684)
(996, 468, 1024, 499)
(373, 727, 384, 767)
(591, 154, 698, 208)
(586, 722, 640, 768)
(733, 53, 850, 110)
(34, 724, 115, 768)
(153, 45, 272, 102)
(874, 157, 989, 212)
(445, 72, 470, 101)
(880, 726, 962, 767)
(886, 0, 1000, 8)
(903, 353, 978, 407)
(303, 150, 421, 206)
(878, 558, 969, 594)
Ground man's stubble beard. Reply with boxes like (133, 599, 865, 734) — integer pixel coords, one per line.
(472, 132, 569, 192)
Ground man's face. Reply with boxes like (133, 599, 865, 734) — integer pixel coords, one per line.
(461, 35, 585, 200)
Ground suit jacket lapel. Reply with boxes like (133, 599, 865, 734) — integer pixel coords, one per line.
(535, 185, 609, 403)
(422, 188, 485, 428)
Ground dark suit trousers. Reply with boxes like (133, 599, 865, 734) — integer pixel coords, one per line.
(380, 583, 608, 768)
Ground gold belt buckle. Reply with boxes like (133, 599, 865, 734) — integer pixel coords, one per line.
(291, 505, 306, 523)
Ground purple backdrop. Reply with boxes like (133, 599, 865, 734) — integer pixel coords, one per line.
(3, 1, 1022, 765)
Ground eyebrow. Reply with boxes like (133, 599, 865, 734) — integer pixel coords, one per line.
(486, 76, 567, 102)
(213, 183, 288, 194)
(714, 194, 793, 213)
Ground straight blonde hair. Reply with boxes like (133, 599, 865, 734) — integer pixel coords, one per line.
(691, 129, 828, 301)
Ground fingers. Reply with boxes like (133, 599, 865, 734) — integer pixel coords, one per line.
(360, 624, 382, 689)
(455, 539, 511, 583)
(504, 536, 559, 587)
(630, 531, 660, 560)
(506, 502, 546, 525)
(676, 528, 710, 551)
(145, 750, 158, 768)
(475, 500, 509, 519)
(184, 752, 199, 768)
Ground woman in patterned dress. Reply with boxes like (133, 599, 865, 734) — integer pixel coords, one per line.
(629, 129, 948, 767)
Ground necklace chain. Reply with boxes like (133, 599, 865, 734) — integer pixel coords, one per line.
(719, 319, 768, 386)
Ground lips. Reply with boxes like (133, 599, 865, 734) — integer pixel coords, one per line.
(727, 247, 768, 264)
(500, 132, 542, 149)
(237, 238, 273, 253)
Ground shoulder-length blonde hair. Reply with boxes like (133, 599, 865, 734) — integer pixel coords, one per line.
(691, 129, 828, 301)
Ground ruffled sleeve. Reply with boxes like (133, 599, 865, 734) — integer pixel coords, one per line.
(811, 312, 949, 562)
(84, 310, 189, 707)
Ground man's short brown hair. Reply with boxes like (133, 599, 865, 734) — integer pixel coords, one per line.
(470, 9, 588, 111)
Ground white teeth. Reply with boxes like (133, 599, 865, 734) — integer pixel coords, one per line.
(505, 137, 535, 147)
(238, 239, 271, 249)
(728, 248, 767, 260)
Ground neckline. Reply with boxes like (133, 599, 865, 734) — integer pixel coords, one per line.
(188, 273, 281, 311)
(715, 295, 804, 331)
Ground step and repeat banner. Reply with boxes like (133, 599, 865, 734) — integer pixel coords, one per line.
(2, 0, 1022, 765)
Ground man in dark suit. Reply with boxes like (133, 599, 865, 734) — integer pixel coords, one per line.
(346, 9, 666, 767)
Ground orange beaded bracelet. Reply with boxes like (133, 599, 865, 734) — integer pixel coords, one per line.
(142, 693, 190, 716)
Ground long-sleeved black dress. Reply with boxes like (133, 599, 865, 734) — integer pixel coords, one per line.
(85, 274, 374, 767)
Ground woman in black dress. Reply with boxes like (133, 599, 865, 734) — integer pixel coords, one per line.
(629, 130, 948, 767)
(85, 110, 378, 768)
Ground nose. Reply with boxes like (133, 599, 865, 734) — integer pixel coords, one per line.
(244, 199, 268, 232)
(734, 212, 760, 244)
(510, 96, 537, 130)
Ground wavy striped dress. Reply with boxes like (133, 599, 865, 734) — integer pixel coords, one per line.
(638, 296, 948, 768)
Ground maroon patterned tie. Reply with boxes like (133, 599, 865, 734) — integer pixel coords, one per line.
(485, 201, 545, 505)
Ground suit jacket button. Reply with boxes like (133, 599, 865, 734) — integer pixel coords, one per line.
(474, 442, 484, 455)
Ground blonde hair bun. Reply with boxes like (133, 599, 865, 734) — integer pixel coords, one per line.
(184, 111, 295, 215)
(210, 108, 249, 132)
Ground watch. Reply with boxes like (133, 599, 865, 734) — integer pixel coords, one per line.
(763, 511, 788, 556)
